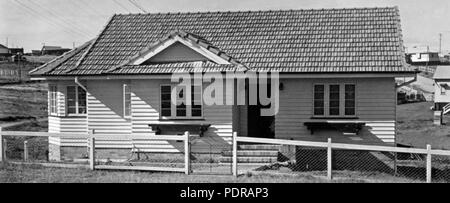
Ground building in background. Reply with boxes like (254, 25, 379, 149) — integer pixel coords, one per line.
(40, 46, 71, 56)
(408, 51, 441, 65)
(0, 44, 9, 61)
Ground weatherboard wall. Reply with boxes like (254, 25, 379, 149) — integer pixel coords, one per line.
(275, 77, 396, 146)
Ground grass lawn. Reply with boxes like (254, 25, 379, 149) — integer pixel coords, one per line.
(0, 162, 419, 183)
(397, 102, 450, 150)
(0, 82, 47, 122)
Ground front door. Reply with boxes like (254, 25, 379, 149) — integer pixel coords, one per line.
(247, 80, 275, 139)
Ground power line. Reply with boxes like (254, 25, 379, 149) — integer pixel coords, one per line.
(12, 0, 91, 38)
(112, 0, 132, 13)
(127, 0, 147, 13)
(24, 0, 94, 37)
(9, 0, 89, 39)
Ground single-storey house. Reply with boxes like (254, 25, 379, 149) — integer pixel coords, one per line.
(41, 46, 71, 56)
(433, 66, 450, 111)
(29, 7, 417, 161)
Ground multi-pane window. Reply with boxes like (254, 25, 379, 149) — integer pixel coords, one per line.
(344, 84, 356, 116)
(313, 84, 356, 117)
(313, 85, 325, 116)
(67, 86, 87, 115)
(123, 84, 131, 118)
(329, 85, 340, 116)
(49, 85, 57, 115)
(160, 85, 202, 119)
(161, 85, 172, 117)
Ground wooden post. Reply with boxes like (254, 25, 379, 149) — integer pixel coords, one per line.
(89, 130, 95, 170)
(426, 144, 432, 183)
(24, 140, 28, 162)
(0, 127, 3, 162)
(184, 131, 190, 175)
(327, 138, 332, 181)
(232, 132, 238, 177)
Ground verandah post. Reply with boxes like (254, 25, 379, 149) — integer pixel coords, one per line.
(426, 144, 432, 183)
(184, 131, 190, 175)
(0, 127, 3, 162)
(89, 129, 95, 170)
(327, 138, 332, 181)
(24, 140, 29, 162)
(232, 132, 238, 177)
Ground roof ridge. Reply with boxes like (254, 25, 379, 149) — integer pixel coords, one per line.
(64, 14, 117, 74)
(114, 6, 398, 16)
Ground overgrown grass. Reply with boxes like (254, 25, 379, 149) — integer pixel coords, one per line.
(0, 162, 417, 183)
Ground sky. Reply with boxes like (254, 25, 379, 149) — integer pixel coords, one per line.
(1, 0, 450, 53)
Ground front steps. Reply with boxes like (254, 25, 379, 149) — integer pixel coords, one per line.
(220, 145, 280, 163)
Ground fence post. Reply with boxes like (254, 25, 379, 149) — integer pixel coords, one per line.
(0, 127, 3, 162)
(89, 130, 95, 170)
(327, 138, 332, 181)
(24, 140, 28, 162)
(426, 144, 432, 183)
(232, 132, 238, 177)
(184, 131, 190, 175)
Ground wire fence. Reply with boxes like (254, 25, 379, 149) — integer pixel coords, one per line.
(189, 136, 233, 175)
(3, 129, 450, 183)
(233, 135, 450, 183)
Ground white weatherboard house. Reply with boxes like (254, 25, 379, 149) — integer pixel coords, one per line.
(30, 7, 417, 161)
(433, 66, 450, 124)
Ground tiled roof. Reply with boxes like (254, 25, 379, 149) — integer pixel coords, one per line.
(30, 7, 416, 76)
(30, 40, 93, 75)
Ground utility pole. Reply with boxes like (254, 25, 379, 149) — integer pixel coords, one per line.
(6, 37, 8, 47)
(440, 33, 442, 54)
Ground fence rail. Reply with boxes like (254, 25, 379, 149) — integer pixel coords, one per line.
(2, 128, 450, 183)
(0, 127, 192, 175)
(232, 133, 450, 183)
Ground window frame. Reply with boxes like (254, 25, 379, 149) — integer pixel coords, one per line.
(123, 84, 132, 119)
(49, 85, 58, 116)
(66, 86, 87, 116)
(312, 83, 357, 118)
(159, 84, 203, 120)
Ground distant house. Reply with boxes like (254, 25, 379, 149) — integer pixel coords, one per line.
(41, 46, 71, 56)
(30, 7, 417, 161)
(0, 44, 10, 61)
(433, 66, 450, 111)
(9, 48, 24, 55)
(408, 52, 441, 65)
(31, 50, 42, 56)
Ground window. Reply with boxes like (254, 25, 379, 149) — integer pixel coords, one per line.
(344, 84, 356, 116)
(67, 86, 86, 115)
(123, 84, 131, 118)
(160, 84, 203, 119)
(313, 85, 325, 116)
(49, 85, 57, 115)
(313, 84, 356, 117)
(329, 85, 340, 116)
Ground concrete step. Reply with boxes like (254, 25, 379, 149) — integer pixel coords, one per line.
(221, 150, 279, 157)
(238, 144, 280, 151)
(220, 156, 278, 163)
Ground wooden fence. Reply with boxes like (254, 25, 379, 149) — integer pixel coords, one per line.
(0, 127, 192, 174)
(3, 127, 450, 183)
(231, 133, 450, 183)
